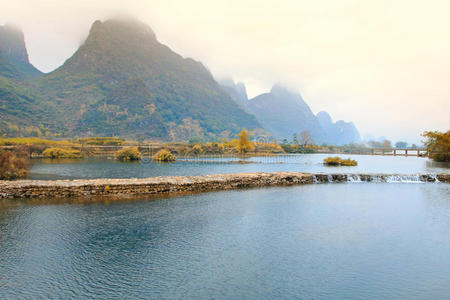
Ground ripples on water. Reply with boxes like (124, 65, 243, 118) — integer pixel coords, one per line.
(1, 183, 450, 299)
(28, 154, 449, 180)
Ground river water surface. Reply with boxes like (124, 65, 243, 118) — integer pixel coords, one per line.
(1, 183, 449, 299)
(28, 154, 449, 180)
(2, 154, 450, 298)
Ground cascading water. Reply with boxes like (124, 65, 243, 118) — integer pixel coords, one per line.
(347, 174, 362, 182)
(384, 175, 423, 183)
(327, 174, 333, 183)
(428, 174, 440, 183)
(314, 174, 442, 184)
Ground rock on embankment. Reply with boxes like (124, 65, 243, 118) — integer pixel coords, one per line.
(0, 172, 448, 200)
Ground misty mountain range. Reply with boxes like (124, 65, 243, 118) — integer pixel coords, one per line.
(220, 80, 360, 144)
(0, 17, 360, 144)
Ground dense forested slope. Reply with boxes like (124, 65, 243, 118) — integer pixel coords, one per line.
(0, 19, 260, 140)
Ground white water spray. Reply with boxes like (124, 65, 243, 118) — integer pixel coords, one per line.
(347, 175, 362, 182)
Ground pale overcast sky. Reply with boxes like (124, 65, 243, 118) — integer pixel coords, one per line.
(1, 0, 449, 143)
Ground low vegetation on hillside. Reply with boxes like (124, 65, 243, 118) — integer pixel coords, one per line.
(152, 149, 176, 162)
(77, 137, 123, 145)
(115, 147, 142, 161)
(422, 130, 449, 162)
(323, 156, 358, 166)
(0, 137, 77, 146)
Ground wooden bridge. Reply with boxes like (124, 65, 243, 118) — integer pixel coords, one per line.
(318, 148, 429, 157)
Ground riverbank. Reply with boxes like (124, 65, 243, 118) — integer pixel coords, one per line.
(1, 172, 448, 200)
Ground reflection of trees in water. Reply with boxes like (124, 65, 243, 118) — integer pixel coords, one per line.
(425, 160, 450, 170)
(0, 203, 14, 242)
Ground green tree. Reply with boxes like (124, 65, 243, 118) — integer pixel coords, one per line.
(368, 140, 381, 148)
(292, 133, 299, 145)
(395, 141, 408, 148)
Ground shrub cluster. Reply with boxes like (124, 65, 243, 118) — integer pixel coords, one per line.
(152, 149, 176, 162)
(43, 147, 82, 159)
(422, 130, 449, 162)
(0, 151, 29, 180)
(323, 156, 357, 166)
(115, 147, 142, 161)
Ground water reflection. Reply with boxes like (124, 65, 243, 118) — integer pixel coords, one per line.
(0, 184, 449, 298)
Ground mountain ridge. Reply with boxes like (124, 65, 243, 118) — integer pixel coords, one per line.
(316, 110, 360, 145)
(0, 18, 261, 140)
(220, 80, 361, 145)
(246, 84, 326, 142)
(1, 18, 360, 144)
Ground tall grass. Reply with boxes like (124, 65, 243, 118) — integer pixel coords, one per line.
(0, 150, 29, 180)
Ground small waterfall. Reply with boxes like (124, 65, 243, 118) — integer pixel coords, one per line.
(428, 174, 440, 183)
(347, 174, 362, 182)
(356, 174, 439, 183)
(312, 173, 443, 184)
(384, 175, 422, 183)
(368, 175, 383, 183)
(327, 175, 333, 183)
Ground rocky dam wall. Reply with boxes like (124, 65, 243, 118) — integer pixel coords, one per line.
(0, 172, 448, 200)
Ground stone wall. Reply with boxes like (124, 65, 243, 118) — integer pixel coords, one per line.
(0, 172, 448, 200)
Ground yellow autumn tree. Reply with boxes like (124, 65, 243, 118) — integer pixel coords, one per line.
(422, 130, 450, 162)
(235, 129, 254, 155)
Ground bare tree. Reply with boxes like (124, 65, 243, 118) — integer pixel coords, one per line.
(382, 139, 392, 148)
(300, 130, 313, 146)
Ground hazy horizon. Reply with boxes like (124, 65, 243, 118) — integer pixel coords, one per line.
(2, 0, 449, 144)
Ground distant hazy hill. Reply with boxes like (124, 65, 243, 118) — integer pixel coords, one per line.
(247, 84, 326, 142)
(221, 80, 361, 145)
(0, 18, 260, 140)
(219, 78, 249, 108)
(316, 111, 360, 145)
(221, 80, 326, 142)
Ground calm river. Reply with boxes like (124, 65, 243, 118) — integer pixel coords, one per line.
(1, 154, 449, 298)
(28, 154, 449, 180)
(1, 183, 449, 298)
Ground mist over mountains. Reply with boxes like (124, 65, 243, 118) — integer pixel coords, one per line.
(220, 79, 360, 145)
(0, 24, 42, 79)
(316, 111, 360, 145)
(0, 17, 360, 144)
